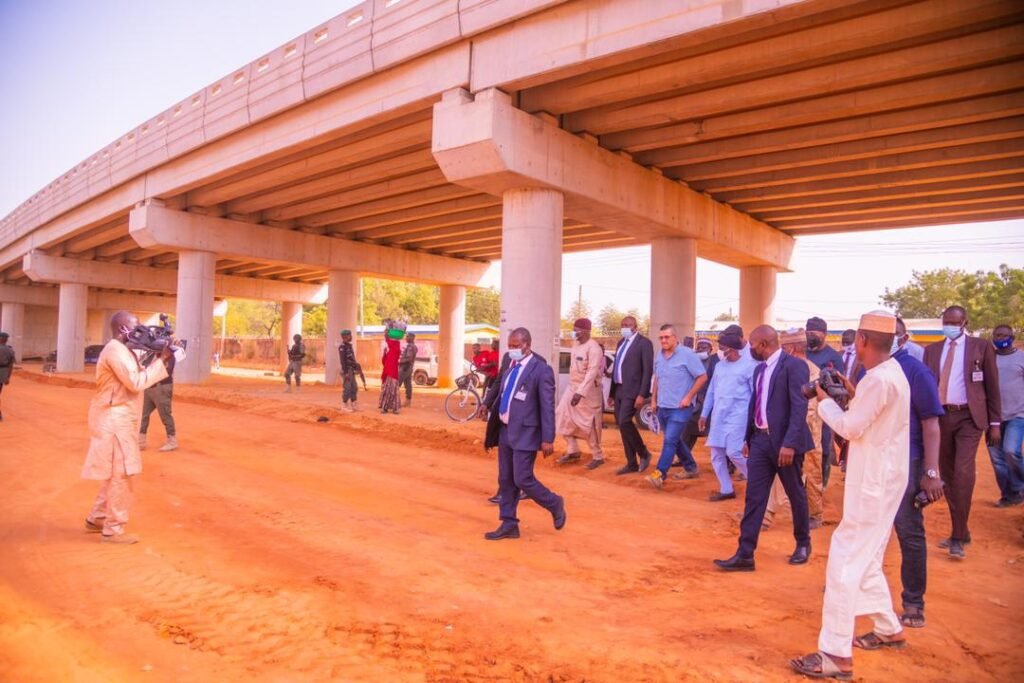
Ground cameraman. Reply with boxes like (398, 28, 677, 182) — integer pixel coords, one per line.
(139, 352, 177, 452)
(82, 311, 181, 544)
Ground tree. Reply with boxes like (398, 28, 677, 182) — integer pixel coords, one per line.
(224, 300, 281, 337)
(466, 287, 501, 325)
(713, 310, 735, 322)
(303, 304, 327, 336)
(597, 303, 625, 336)
(881, 264, 1024, 333)
(562, 299, 592, 331)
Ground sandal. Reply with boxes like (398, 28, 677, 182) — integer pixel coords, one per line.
(853, 631, 907, 650)
(900, 609, 925, 629)
(790, 651, 852, 680)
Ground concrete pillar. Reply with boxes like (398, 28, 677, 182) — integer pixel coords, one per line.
(56, 283, 88, 373)
(501, 188, 563, 364)
(326, 270, 359, 384)
(650, 236, 697, 340)
(438, 285, 466, 388)
(280, 301, 303, 369)
(175, 250, 216, 384)
(102, 309, 117, 342)
(739, 265, 778, 334)
(1, 302, 26, 362)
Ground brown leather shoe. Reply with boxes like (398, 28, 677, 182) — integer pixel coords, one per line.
(101, 534, 138, 545)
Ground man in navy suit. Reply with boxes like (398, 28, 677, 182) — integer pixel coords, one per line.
(480, 327, 566, 540)
(715, 325, 814, 571)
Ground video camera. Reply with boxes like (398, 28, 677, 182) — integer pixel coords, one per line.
(801, 366, 851, 468)
(126, 314, 184, 365)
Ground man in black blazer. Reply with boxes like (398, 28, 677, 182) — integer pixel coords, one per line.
(715, 325, 814, 571)
(608, 315, 655, 475)
(480, 328, 566, 540)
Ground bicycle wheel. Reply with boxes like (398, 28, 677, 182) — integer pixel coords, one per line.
(445, 387, 481, 422)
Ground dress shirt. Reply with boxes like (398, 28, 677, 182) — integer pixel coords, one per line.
(755, 348, 783, 429)
(939, 335, 967, 405)
(613, 334, 637, 384)
(500, 353, 534, 424)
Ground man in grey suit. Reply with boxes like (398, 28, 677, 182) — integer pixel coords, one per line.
(480, 327, 566, 540)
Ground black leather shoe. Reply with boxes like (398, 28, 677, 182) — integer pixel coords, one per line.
(789, 545, 811, 565)
(638, 454, 652, 473)
(552, 497, 567, 530)
(708, 491, 736, 502)
(616, 465, 639, 475)
(584, 458, 605, 470)
(484, 523, 520, 540)
(714, 552, 755, 572)
(487, 494, 500, 504)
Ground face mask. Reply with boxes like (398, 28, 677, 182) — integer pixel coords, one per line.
(806, 336, 822, 350)
(942, 325, 964, 340)
(570, 331, 578, 341)
(994, 337, 1014, 350)
(842, 344, 855, 353)
(508, 348, 525, 362)
(620, 328, 634, 339)
(696, 351, 709, 361)
(890, 338, 901, 356)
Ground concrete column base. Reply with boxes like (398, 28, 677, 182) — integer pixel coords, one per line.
(438, 285, 466, 388)
(739, 266, 778, 333)
(326, 271, 359, 384)
(57, 283, 88, 373)
(1, 302, 26, 362)
(650, 237, 697, 341)
(280, 301, 303, 369)
(175, 251, 216, 384)
(501, 188, 563, 364)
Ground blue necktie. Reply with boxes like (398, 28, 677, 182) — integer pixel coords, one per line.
(499, 361, 521, 415)
(613, 342, 625, 382)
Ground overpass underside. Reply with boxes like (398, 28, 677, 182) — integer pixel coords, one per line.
(0, 0, 1020, 381)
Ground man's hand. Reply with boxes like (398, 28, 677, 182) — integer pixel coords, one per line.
(698, 417, 707, 432)
(679, 395, 693, 409)
(541, 442, 554, 457)
(633, 396, 645, 410)
(742, 442, 749, 459)
(920, 475, 944, 503)
(815, 385, 828, 403)
(778, 446, 795, 467)
(607, 397, 615, 410)
(571, 393, 583, 407)
(988, 425, 1002, 447)
(159, 343, 174, 362)
(479, 406, 489, 421)
(836, 372, 857, 400)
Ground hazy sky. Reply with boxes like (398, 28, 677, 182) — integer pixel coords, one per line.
(2, 0, 1021, 324)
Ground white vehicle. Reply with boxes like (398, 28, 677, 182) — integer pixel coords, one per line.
(412, 354, 439, 386)
(556, 347, 657, 431)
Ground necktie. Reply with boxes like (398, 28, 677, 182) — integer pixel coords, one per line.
(755, 365, 767, 428)
(844, 351, 852, 375)
(938, 339, 957, 405)
(500, 361, 522, 415)
(613, 344, 623, 382)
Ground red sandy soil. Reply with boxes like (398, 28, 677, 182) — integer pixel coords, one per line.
(1, 365, 1021, 682)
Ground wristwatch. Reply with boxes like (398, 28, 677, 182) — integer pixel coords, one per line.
(924, 468, 939, 480)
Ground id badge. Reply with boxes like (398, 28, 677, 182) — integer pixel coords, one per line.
(514, 387, 528, 401)
(972, 371, 984, 383)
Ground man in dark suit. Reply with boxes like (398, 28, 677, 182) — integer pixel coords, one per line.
(480, 327, 566, 540)
(715, 325, 814, 571)
(609, 315, 655, 475)
(923, 305, 1001, 559)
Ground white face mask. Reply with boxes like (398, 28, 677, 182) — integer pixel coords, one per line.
(696, 351, 709, 360)
(508, 348, 525, 362)
(620, 328, 634, 339)
(842, 344, 856, 353)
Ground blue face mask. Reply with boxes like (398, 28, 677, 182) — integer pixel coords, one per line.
(508, 348, 525, 362)
(942, 325, 964, 340)
(994, 337, 1014, 350)
(620, 328, 634, 339)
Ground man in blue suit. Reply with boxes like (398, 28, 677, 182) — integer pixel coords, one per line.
(715, 325, 814, 571)
(480, 327, 566, 540)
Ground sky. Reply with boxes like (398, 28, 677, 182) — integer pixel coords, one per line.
(2, 0, 1021, 325)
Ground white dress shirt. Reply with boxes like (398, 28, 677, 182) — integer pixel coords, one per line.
(904, 339, 925, 362)
(755, 348, 783, 429)
(939, 335, 968, 405)
(500, 353, 534, 424)
(613, 334, 637, 384)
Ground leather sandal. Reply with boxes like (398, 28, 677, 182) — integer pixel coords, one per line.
(790, 651, 852, 680)
(853, 632, 907, 650)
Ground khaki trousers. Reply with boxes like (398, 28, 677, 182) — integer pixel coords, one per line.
(87, 444, 133, 536)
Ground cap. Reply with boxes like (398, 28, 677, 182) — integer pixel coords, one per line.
(779, 328, 805, 346)
(723, 324, 743, 337)
(696, 337, 713, 349)
(859, 310, 897, 334)
(806, 317, 828, 333)
(718, 331, 743, 350)
(340, 329, 351, 335)
(573, 318, 592, 331)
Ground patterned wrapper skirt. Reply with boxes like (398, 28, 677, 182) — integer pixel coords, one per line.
(379, 377, 401, 412)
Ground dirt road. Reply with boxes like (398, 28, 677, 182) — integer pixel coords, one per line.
(1, 371, 1021, 681)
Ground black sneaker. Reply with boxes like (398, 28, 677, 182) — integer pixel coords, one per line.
(616, 465, 639, 476)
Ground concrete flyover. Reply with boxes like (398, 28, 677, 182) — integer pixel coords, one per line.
(1, 0, 1020, 380)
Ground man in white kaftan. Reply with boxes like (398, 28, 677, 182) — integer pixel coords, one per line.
(555, 318, 607, 470)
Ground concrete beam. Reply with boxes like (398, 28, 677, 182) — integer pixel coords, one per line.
(432, 89, 793, 270)
(129, 204, 489, 287)
(23, 251, 327, 303)
(0, 282, 176, 313)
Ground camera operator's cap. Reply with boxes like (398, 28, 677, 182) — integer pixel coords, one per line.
(806, 317, 828, 333)
(340, 329, 351, 335)
(859, 310, 897, 334)
(573, 318, 592, 330)
(779, 328, 805, 345)
(717, 330, 743, 350)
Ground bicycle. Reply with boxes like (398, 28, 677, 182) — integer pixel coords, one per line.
(444, 365, 485, 422)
